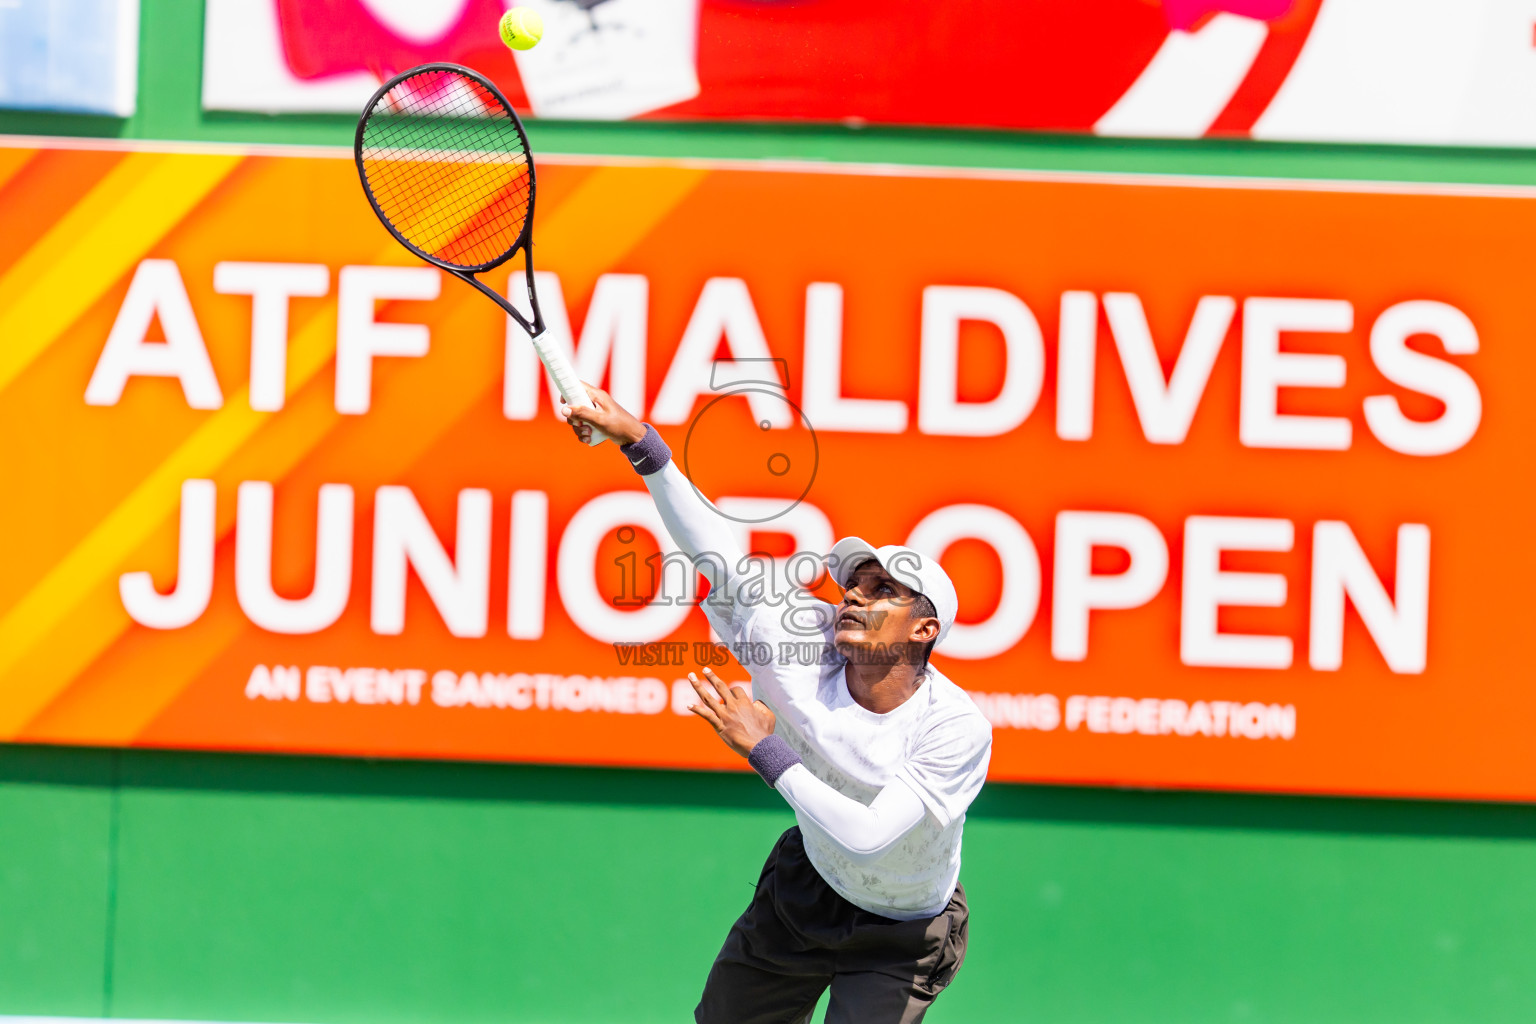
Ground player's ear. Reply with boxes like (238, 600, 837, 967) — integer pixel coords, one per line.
(910, 615, 940, 644)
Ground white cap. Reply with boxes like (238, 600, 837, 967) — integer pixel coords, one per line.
(827, 537, 959, 645)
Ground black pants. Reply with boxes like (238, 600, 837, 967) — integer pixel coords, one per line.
(696, 827, 969, 1024)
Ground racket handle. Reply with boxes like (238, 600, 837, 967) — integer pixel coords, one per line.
(533, 335, 609, 446)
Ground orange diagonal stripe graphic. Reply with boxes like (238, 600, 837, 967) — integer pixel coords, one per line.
(0, 152, 244, 397)
(0, 147, 37, 195)
(0, 161, 709, 740)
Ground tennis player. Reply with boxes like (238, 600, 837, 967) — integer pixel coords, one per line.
(562, 387, 993, 1024)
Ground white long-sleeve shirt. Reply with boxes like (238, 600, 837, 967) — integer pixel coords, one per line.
(642, 458, 992, 920)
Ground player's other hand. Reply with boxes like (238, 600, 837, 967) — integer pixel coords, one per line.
(687, 667, 777, 759)
(558, 382, 647, 445)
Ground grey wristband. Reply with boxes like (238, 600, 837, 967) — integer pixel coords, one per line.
(747, 734, 802, 788)
(619, 423, 671, 476)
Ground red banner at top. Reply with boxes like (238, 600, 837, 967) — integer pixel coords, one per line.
(204, 0, 1536, 147)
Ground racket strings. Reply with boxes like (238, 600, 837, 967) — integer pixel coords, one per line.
(378, 159, 528, 253)
(359, 68, 533, 270)
(366, 108, 530, 259)
(364, 85, 527, 214)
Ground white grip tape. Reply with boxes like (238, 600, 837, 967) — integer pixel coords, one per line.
(533, 335, 609, 446)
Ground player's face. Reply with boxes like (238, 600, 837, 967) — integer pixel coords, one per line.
(833, 561, 933, 665)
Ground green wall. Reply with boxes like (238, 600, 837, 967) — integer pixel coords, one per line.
(6, 746, 1536, 1023)
(4, 3, 1536, 1021)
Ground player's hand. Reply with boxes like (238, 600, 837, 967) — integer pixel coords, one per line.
(686, 667, 777, 759)
(558, 382, 647, 446)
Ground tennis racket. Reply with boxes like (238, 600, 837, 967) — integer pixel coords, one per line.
(354, 62, 608, 445)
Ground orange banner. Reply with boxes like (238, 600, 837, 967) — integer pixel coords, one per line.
(2, 138, 1532, 800)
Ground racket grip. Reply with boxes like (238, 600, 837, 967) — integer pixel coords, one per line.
(533, 336, 610, 446)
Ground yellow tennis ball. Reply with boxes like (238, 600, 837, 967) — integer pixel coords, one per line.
(499, 7, 543, 51)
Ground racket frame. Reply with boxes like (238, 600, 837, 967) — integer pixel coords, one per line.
(356, 62, 610, 445)
(354, 62, 545, 338)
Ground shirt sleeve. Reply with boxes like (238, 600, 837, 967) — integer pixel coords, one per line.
(893, 711, 993, 829)
(628, 425, 835, 655)
(640, 459, 759, 641)
(773, 763, 929, 864)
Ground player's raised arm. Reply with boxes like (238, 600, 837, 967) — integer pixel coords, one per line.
(560, 385, 748, 601)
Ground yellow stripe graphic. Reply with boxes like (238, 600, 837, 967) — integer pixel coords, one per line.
(0, 162, 709, 737)
(0, 152, 243, 396)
